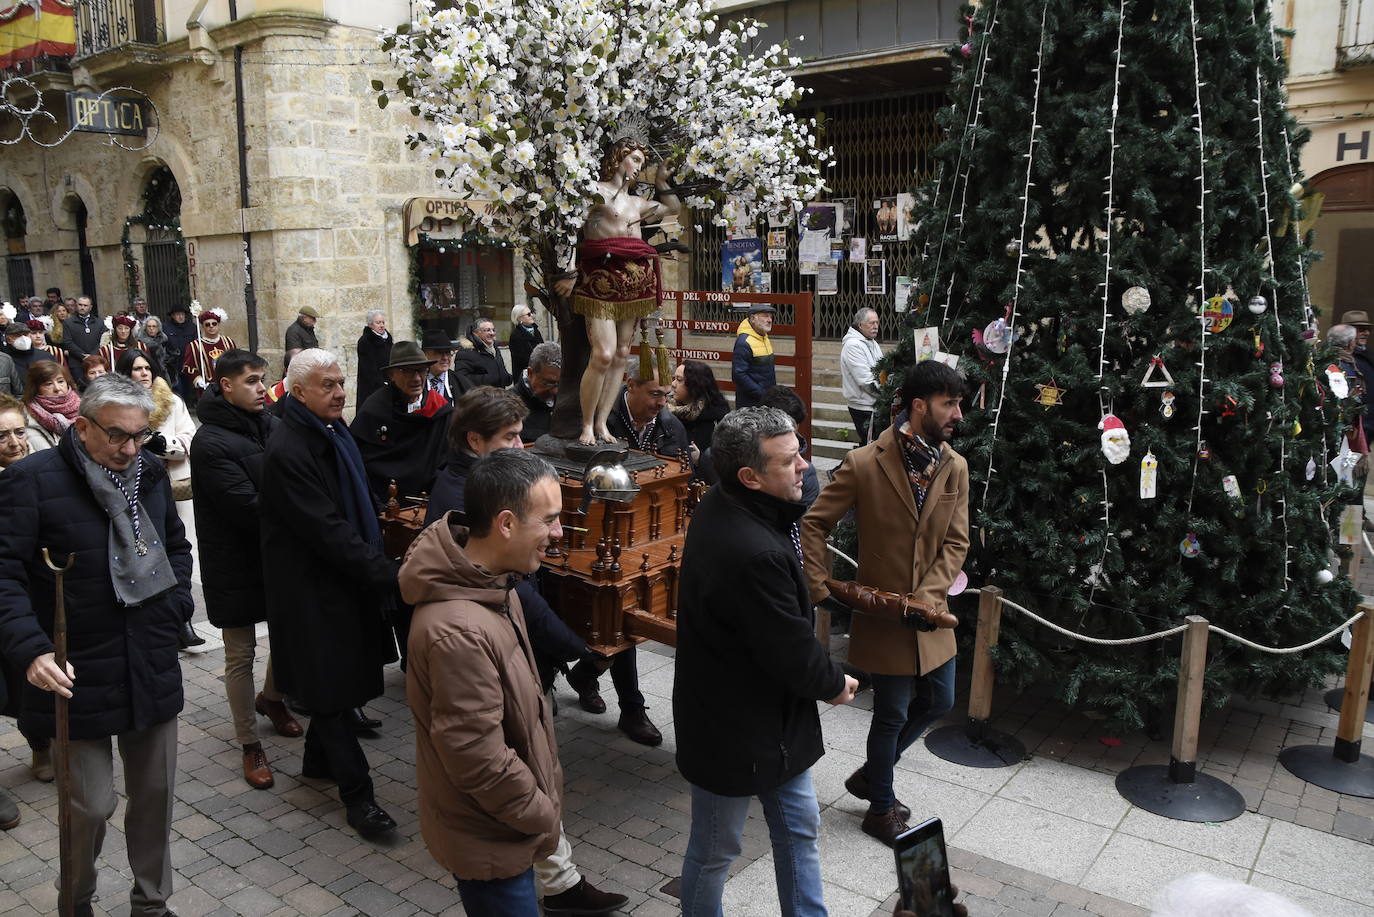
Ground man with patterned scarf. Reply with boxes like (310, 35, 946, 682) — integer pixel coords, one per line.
(800, 360, 970, 848)
(0, 373, 194, 916)
(260, 349, 402, 840)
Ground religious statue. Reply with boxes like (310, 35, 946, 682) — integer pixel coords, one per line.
(553, 138, 679, 446)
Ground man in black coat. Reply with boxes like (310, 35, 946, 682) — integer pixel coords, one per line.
(0, 373, 194, 916)
(261, 348, 401, 840)
(355, 310, 393, 407)
(673, 406, 857, 914)
(162, 304, 198, 400)
(190, 350, 302, 792)
(605, 362, 691, 458)
(455, 318, 512, 389)
(350, 340, 453, 504)
(284, 306, 320, 353)
(62, 295, 103, 358)
(512, 341, 560, 444)
(419, 328, 472, 403)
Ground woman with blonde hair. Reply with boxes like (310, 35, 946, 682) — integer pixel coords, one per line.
(21, 361, 80, 453)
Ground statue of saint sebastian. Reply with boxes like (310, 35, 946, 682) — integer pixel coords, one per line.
(554, 139, 679, 446)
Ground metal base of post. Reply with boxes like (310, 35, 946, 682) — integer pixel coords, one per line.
(1279, 743, 1374, 799)
(924, 719, 1026, 768)
(1323, 687, 1374, 724)
(1115, 760, 1246, 823)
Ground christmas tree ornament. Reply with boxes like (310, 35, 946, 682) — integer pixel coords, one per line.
(1326, 364, 1349, 400)
(1217, 396, 1238, 418)
(1179, 532, 1201, 558)
(1122, 286, 1152, 315)
(1034, 380, 1065, 408)
(983, 317, 1013, 354)
(1203, 295, 1234, 332)
(1248, 294, 1268, 315)
(1198, 441, 1211, 461)
(1160, 391, 1176, 418)
(1316, 569, 1335, 585)
(1292, 419, 1302, 435)
(1140, 451, 1158, 499)
(1099, 413, 1131, 464)
(1141, 356, 1175, 388)
(1252, 328, 1265, 358)
(1331, 439, 1359, 485)
(1005, 240, 1021, 258)
(1222, 475, 1242, 500)
(1268, 361, 1284, 387)
(948, 570, 969, 595)
(1340, 505, 1362, 546)
(1306, 457, 1317, 480)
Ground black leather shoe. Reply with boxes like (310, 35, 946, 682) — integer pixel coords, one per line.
(0, 786, 19, 830)
(345, 707, 382, 732)
(347, 800, 397, 839)
(565, 664, 607, 715)
(844, 766, 911, 821)
(542, 876, 628, 915)
(617, 707, 662, 747)
(861, 806, 910, 848)
(178, 621, 206, 649)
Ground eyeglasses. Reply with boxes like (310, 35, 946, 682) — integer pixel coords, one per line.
(87, 418, 154, 447)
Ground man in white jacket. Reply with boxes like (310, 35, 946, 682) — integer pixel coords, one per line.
(840, 308, 882, 445)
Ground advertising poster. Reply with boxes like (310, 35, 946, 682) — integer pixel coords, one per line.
(817, 261, 838, 295)
(832, 197, 856, 237)
(895, 275, 913, 312)
(875, 197, 898, 242)
(766, 230, 787, 263)
(420, 282, 457, 313)
(850, 237, 868, 262)
(801, 202, 839, 239)
(722, 238, 767, 292)
(896, 192, 917, 242)
(864, 259, 886, 294)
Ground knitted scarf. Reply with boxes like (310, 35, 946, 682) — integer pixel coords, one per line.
(283, 394, 381, 548)
(27, 389, 81, 436)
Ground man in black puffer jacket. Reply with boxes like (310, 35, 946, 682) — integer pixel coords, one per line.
(674, 407, 858, 915)
(0, 373, 193, 917)
(191, 350, 302, 792)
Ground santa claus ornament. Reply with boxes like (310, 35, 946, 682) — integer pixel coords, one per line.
(1099, 413, 1131, 464)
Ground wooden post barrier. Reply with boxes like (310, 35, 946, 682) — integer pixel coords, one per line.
(1280, 604, 1374, 798)
(1115, 616, 1247, 822)
(924, 586, 1027, 768)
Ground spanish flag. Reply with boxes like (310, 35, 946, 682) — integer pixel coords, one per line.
(0, 0, 76, 71)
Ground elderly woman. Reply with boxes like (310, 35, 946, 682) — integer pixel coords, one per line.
(115, 349, 203, 647)
(21, 361, 81, 454)
(78, 353, 109, 391)
(137, 315, 174, 381)
(508, 303, 543, 379)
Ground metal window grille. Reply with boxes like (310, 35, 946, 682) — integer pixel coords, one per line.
(692, 90, 944, 341)
(136, 167, 189, 316)
(76, 0, 164, 58)
(1340, 0, 1374, 68)
(6, 256, 34, 302)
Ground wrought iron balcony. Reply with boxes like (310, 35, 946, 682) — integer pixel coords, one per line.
(76, 0, 164, 58)
(1339, 0, 1374, 68)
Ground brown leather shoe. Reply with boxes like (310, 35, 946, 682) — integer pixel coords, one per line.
(242, 743, 274, 790)
(30, 747, 54, 783)
(255, 694, 304, 738)
(844, 766, 911, 821)
(861, 806, 910, 848)
(618, 707, 663, 746)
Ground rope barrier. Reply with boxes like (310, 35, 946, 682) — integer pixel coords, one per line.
(1207, 612, 1365, 655)
(996, 596, 1189, 646)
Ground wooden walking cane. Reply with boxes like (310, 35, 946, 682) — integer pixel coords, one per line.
(42, 548, 75, 917)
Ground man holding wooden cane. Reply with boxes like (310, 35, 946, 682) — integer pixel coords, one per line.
(0, 373, 192, 917)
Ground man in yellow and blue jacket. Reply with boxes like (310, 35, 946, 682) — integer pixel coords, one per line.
(731, 304, 776, 408)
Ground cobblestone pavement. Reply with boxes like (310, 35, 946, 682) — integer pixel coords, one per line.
(1, 598, 1372, 915)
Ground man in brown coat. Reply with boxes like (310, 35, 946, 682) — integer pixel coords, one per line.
(800, 359, 970, 847)
(401, 448, 566, 915)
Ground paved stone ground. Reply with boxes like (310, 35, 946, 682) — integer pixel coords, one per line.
(0, 623, 1151, 917)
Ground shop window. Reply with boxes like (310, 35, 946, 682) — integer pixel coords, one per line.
(414, 242, 514, 343)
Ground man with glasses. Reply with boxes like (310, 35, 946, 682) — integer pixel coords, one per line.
(182, 307, 237, 400)
(350, 340, 454, 504)
(605, 361, 690, 458)
(0, 373, 194, 916)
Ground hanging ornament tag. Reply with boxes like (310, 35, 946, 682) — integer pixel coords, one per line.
(1141, 356, 1174, 388)
(1331, 440, 1359, 485)
(1198, 441, 1211, 461)
(1221, 475, 1242, 500)
(1140, 452, 1158, 499)
(1203, 295, 1234, 332)
(1340, 505, 1363, 546)
(1306, 457, 1317, 480)
(1327, 365, 1350, 400)
(1034, 380, 1065, 408)
(983, 317, 1013, 354)
(1122, 286, 1152, 315)
(1179, 532, 1201, 558)
(1160, 391, 1176, 418)
(1293, 419, 1302, 435)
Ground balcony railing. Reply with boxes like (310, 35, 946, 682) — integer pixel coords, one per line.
(1339, 0, 1374, 68)
(76, 0, 164, 58)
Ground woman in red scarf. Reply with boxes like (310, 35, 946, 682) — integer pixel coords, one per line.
(21, 361, 81, 453)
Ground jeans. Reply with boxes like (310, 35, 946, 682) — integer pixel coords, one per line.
(455, 867, 539, 916)
(865, 657, 956, 810)
(681, 769, 826, 917)
(222, 625, 281, 747)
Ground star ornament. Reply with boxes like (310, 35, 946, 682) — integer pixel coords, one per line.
(1034, 380, 1066, 408)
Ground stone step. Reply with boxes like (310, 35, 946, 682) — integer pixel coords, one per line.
(812, 436, 856, 464)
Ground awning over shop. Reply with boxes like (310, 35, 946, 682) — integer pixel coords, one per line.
(0, 0, 76, 70)
(403, 197, 492, 246)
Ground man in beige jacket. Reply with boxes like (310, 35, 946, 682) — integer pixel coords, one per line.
(401, 449, 566, 915)
(800, 359, 970, 847)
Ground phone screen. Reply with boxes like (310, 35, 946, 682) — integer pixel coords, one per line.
(895, 817, 954, 916)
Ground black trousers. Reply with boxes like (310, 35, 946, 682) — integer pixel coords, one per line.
(568, 648, 645, 711)
(303, 711, 373, 805)
(848, 407, 873, 447)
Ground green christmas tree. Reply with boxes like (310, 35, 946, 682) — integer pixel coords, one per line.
(882, 0, 1360, 729)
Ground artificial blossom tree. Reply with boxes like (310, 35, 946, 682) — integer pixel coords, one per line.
(881, 0, 1358, 728)
(379, 0, 826, 439)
